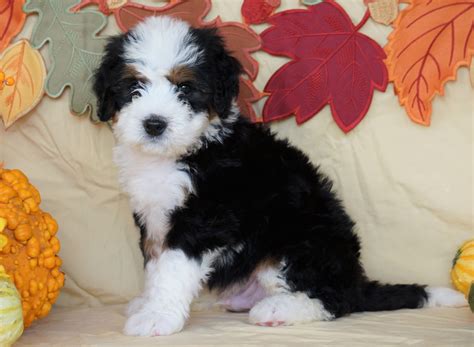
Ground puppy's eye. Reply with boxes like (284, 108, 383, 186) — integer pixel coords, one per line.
(131, 89, 141, 100)
(177, 83, 191, 94)
(129, 82, 142, 99)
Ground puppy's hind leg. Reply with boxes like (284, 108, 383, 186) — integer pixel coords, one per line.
(249, 262, 334, 326)
(249, 292, 334, 326)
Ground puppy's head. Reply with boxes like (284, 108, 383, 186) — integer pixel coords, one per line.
(93, 16, 241, 157)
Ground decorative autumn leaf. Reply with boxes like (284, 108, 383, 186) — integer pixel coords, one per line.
(470, 57, 474, 87)
(24, 0, 108, 119)
(0, 40, 46, 128)
(71, 0, 129, 15)
(238, 78, 265, 122)
(115, 0, 211, 30)
(397, 0, 424, 4)
(115, 0, 263, 121)
(241, 0, 280, 25)
(385, 0, 474, 125)
(216, 22, 261, 80)
(301, 0, 323, 5)
(0, 0, 27, 52)
(366, 0, 399, 25)
(261, 1, 388, 132)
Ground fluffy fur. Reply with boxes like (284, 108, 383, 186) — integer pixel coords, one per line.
(93, 16, 466, 336)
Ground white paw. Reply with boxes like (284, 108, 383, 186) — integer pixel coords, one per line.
(249, 293, 333, 327)
(125, 296, 146, 316)
(123, 308, 185, 336)
(426, 287, 467, 308)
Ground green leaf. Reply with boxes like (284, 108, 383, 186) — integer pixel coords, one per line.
(452, 248, 461, 268)
(469, 282, 474, 313)
(23, 0, 107, 120)
(301, 0, 324, 5)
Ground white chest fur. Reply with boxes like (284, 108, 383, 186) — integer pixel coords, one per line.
(113, 145, 194, 252)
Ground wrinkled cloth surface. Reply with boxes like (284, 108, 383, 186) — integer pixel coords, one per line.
(16, 305, 474, 346)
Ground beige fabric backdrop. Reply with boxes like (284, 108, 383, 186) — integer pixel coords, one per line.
(1, 0, 472, 308)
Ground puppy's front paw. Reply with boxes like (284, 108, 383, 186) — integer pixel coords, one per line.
(123, 308, 185, 336)
(125, 296, 146, 316)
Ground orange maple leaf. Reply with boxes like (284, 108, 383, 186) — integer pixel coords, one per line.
(0, 0, 26, 52)
(385, 0, 474, 125)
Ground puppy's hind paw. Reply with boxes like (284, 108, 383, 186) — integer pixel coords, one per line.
(249, 293, 334, 327)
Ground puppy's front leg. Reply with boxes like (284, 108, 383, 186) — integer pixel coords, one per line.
(124, 248, 206, 336)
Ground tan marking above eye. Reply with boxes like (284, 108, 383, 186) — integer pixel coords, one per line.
(124, 65, 149, 84)
(167, 65, 196, 85)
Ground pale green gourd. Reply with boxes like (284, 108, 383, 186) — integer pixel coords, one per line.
(0, 264, 24, 347)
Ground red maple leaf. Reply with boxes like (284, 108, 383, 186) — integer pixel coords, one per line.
(241, 0, 281, 25)
(114, 0, 263, 121)
(238, 78, 265, 122)
(261, 1, 388, 132)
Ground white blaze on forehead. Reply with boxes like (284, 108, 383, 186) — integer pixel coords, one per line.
(124, 16, 201, 76)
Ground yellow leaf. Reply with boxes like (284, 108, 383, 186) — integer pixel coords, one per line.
(107, 0, 128, 10)
(368, 0, 399, 26)
(0, 40, 46, 129)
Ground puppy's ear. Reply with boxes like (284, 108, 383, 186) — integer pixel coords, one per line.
(213, 49, 242, 118)
(192, 28, 242, 118)
(93, 35, 126, 122)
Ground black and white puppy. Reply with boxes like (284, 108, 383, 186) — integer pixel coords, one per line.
(93, 16, 466, 336)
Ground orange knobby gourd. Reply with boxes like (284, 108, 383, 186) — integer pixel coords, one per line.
(451, 239, 474, 312)
(0, 167, 64, 327)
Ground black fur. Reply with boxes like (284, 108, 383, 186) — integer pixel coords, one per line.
(133, 213, 149, 266)
(93, 32, 161, 122)
(165, 118, 427, 317)
(189, 27, 241, 118)
(93, 34, 129, 122)
(95, 21, 428, 320)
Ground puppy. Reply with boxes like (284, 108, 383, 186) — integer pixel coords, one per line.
(93, 16, 466, 336)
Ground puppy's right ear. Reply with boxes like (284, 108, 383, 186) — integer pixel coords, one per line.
(93, 35, 126, 122)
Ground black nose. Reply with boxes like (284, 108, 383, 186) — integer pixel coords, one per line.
(143, 115, 167, 137)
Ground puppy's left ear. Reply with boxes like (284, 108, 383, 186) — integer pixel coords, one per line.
(211, 37, 242, 118)
(93, 35, 126, 122)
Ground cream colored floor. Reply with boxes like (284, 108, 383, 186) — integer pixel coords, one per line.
(16, 305, 473, 346)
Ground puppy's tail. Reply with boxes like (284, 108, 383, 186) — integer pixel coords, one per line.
(354, 281, 467, 312)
